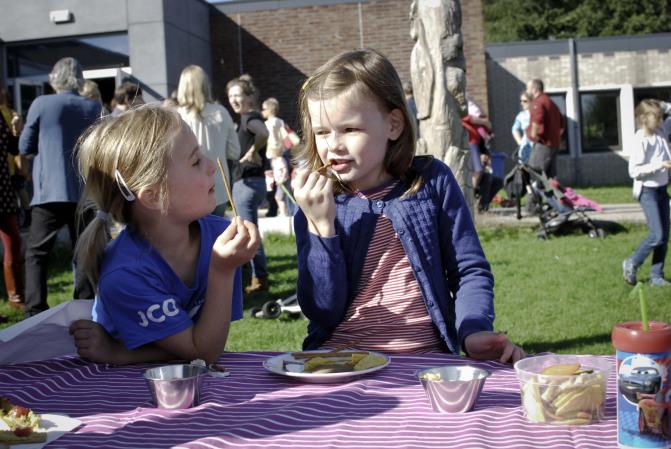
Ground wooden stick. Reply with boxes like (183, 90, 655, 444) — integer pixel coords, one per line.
(216, 158, 238, 217)
(291, 351, 369, 360)
(315, 162, 332, 174)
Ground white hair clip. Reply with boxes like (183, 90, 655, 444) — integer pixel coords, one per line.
(114, 169, 136, 202)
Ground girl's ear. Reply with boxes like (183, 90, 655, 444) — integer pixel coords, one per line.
(388, 108, 405, 141)
(136, 186, 162, 211)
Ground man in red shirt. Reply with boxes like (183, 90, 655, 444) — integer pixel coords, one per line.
(526, 79, 564, 178)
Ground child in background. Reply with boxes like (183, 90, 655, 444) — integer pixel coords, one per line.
(292, 49, 524, 363)
(69, 106, 261, 364)
(622, 99, 671, 287)
(262, 97, 293, 217)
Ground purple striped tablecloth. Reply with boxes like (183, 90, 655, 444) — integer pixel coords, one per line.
(0, 352, 617, 448)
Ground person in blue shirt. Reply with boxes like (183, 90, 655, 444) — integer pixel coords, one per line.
(18, 57, 102, 316)
(511, 91, 533, 164)
(69, 105, 260, 365)
(292, 49, 525, 363)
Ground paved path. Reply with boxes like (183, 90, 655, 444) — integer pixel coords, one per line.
(258, 203, 645, 236)
(474, 203, 645, 228)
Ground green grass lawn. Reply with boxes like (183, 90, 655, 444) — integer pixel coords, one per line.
(2, 219, 668, 356)
(573, 184, 634, 204)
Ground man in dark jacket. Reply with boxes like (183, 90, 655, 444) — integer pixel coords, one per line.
(19, 57, 101, 317)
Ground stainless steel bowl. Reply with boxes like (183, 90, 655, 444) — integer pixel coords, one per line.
(417, 365, 490, 413)
(144, 364, 208, 409)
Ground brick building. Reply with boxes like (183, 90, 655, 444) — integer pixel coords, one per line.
(210, 0, 488, 128)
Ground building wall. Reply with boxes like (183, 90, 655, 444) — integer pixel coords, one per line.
(211, 0, 488, 127)
(0, 0, 212, 100)
(486, 34, 671, 186)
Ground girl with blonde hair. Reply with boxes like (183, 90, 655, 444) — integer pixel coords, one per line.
(69, 105, 260, 364)
(292, 49, 524, 362)
(177, 65, 240, 216)
(622, 99, 671, 287)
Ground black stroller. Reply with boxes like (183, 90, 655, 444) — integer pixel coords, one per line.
(503, 160, 607, 240)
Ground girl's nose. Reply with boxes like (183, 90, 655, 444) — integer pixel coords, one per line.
(206, 156, 216, 175)
(324, 132, 343, 151)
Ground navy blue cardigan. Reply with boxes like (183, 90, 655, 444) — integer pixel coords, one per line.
(295, 156, 495, 353)
(19, 90, 101, 205)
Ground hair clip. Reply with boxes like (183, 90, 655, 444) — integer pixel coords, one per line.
(115, 169, 136, 202)
(96, 210, 109, 221)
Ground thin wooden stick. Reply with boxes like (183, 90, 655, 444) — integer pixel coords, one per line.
(291, 351, 369, 360)
(216, 158, 238, 217)
(315, 162, 333, 174)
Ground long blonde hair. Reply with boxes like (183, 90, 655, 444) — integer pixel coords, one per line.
(75, 105, 182, 286)
(297, 49, 421, 195)
(177, 65, 213, 117)
(635, 99, 662, 131)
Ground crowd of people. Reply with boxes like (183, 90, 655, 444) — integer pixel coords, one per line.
(0, 49, 668, 367)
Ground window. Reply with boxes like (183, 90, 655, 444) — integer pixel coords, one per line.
(633, 87, 671, 108)
(580, 91, 621, 153)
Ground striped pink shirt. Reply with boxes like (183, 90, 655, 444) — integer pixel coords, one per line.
(325, 181, 443, 353)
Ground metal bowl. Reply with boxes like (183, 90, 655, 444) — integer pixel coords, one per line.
(144, 364, 208, 409)
(417, 365, 490, 413)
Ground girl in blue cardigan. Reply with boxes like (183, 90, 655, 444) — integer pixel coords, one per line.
(292, 49, 524, 363)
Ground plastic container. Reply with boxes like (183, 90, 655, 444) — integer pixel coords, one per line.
(612, 321, 671, 448)
(514, 354, 611, 425)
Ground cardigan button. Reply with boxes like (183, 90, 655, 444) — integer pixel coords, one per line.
(427, 301, 434, 307)
(415, 266, 422, 272)
(376, 200, 384, 208)
(398, 229, 405, 235)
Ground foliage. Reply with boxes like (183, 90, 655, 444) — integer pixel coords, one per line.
(484, 0, 671, 43)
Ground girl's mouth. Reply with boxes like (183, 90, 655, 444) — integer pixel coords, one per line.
(329, 159, 352, 171)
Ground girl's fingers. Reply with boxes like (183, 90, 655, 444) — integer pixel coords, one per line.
(243, 220, 261, 251)
(314, 173, 328, 191)
(221, 217, 241, 241)
(303, 171, 320, 191)
(323, 178, 334, 195)
(499, 342, 515, 364)
(292, 167, 310, 191)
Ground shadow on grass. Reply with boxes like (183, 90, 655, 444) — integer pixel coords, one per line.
(523, 332, 612, 354)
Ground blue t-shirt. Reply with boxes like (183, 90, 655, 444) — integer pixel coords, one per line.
(92, 215, 243, 350)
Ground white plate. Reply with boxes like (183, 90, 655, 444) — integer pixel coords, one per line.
(263, 350, 390, 383)
(0, 413, 81, 448)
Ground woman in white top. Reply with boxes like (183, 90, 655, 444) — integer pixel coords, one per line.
(177, 65, 240, 215)
(622, 99, 671, 287)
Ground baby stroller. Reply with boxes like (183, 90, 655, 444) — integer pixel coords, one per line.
(503, 160, 607, 240)
(250, 293, 304, 319)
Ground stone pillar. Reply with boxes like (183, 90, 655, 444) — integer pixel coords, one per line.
(410, 0, 473, 210)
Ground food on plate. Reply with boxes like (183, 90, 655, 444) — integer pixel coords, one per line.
(353, 353, 387, 371)
(297, 352, 387, 374)
(0, 396, 46, 444)
(521, 363, 606, 424)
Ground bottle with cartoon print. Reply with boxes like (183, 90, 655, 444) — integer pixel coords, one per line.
(612, 320, 671, 448)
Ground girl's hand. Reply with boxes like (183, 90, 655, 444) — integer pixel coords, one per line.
(69, 319, 122, 364)
(211, 216, 261, 272)
(292, 167, 336, 237)
(464, 331, 526, 364)
(662, 161, 671, 169)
